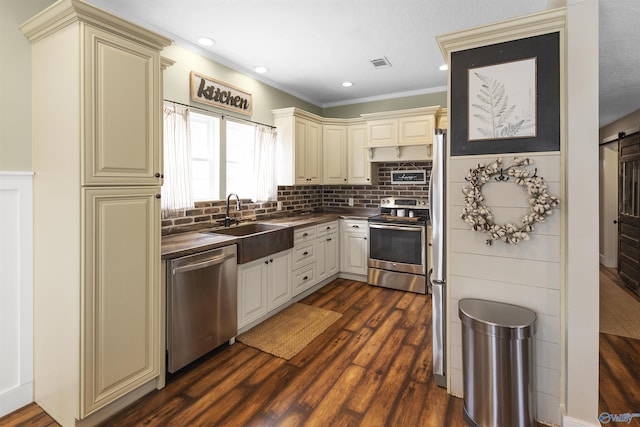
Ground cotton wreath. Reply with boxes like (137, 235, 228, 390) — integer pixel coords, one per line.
(460, 157, 559, 245)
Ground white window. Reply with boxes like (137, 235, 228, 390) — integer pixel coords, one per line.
(226, 120, 256, 199)
(173, 109, 276, 204)
(189, 112, 220, 201)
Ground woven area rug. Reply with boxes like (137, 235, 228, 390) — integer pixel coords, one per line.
(600, 277, 640, 339)
(237, 303, 342, 360)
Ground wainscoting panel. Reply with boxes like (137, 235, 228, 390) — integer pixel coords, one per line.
(0, 172, 34, 416)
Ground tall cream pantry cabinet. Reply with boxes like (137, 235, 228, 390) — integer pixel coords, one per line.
(20, 1, 171, 425)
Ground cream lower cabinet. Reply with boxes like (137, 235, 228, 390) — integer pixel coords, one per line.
(340, 219, 369, 276)
(83, 188, 161, 415)
(238, 249, 293, 329)
(293, 226, 318, 295)
(317, 221, 340, 282)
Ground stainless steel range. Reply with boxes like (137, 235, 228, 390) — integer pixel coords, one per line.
(367, 197, 430, 294)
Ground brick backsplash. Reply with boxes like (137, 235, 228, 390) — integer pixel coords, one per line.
(161, 161, 431, 235)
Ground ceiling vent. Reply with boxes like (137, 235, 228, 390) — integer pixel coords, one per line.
(370, 57, 392, 69)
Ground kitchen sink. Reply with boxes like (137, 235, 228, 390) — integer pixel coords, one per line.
(202, 222, 293, 264)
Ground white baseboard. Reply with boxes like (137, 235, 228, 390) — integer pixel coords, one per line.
(562, 415, 601, 427)
(0, 382, 33, 418)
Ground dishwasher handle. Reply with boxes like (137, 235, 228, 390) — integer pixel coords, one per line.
(172, 252, 235, 275)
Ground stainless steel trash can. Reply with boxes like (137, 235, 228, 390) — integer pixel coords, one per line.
(459, 299, 536, 427)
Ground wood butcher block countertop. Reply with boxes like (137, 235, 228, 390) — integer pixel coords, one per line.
(161, 210, 374, 260)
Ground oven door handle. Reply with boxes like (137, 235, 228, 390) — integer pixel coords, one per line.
(369, 223, 423, 232)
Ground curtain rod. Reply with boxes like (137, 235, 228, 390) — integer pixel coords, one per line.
(164, 99, 276, 129)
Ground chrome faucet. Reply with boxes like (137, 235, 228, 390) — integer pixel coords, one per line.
(225, 193, 241, 227)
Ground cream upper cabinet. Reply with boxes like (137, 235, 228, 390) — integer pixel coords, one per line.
(363, 106, 441, 148)
(399, 115, 436, 145)
(83, 25, 163, 186)
(274, 108, 323, 185)
(347, 123, 377, 185)
(323, 124, 348, 184)
(21, 1, 171, 425)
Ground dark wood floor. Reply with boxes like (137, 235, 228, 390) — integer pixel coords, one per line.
(598, 265, 640, 418)
(2, 270, 638, 426)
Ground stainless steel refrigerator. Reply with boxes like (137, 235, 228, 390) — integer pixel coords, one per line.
(429, 128, 447, 388)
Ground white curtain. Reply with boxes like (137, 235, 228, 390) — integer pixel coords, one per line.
(252, 125, 278, 202)
(162, 103, 194, 214)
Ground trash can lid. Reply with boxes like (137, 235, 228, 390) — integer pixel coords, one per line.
(458, 299, 536, 339)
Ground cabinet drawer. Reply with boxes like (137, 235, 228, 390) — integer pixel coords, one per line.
(316, 220, 339, 237)
(293, 264, 316, 296)
(294, 226, 316, 244)
(293, 241, 317, 269)
(341, 219, 367, 233)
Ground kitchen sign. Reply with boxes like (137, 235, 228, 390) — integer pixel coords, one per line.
(190, 71, 253, 115)
(391, 169, 427, 184)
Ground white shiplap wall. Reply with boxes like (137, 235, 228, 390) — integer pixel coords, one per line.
(447, 153, 562, 425)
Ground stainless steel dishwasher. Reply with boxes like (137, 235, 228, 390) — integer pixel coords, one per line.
(167, 244, 237, 373)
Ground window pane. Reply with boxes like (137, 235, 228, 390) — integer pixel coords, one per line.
(226, 120, 255, 199)
(189, 112, 220, 201)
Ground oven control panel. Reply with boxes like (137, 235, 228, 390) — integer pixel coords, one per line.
(380, 197, 428, 208)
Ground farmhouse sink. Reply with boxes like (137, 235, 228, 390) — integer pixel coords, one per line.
(203, 222, 293, 264)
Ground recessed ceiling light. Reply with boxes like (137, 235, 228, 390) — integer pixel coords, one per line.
(439, 64, 448, 71)
(342, 81, 353, 87)
(254, 66, 268, 74)
(198, 37, 215, 47)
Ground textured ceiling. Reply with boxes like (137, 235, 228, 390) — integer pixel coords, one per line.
(87, 0, 639, 128)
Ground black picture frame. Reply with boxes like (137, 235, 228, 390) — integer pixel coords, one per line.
(450, 32, 560, 156)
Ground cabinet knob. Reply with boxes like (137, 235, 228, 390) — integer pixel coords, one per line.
(364, 237, 367, 240)
(327, 238, 332, 241)
(303, 233, 308, 237)
(265, 260, 269, 265)
(269, 259, 273, 263)
(303, 251, 309, 256)
(352, 225, 359, 228)
(155, 173, 160, 178)
(303, 276, 308, 281)
(155, 194, 161, 199)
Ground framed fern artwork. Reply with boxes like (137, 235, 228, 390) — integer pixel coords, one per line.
(450, 32, 560, 156)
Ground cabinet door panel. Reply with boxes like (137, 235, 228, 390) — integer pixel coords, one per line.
(294, 120, 308, 184)
(83, 187, 160, 415)
(367, 119, 396, 147)
(341, 233, 368, 274)
(306, 121, 323, 183)
(84, 26, 161, 185)
(348, 125, 372, 184)
(268, 251, 292, 311)
(399, 115, 434, 145)
(238, 260, 268, 328)
(326, 233, 340, 277)
(323, 125, 347, 184)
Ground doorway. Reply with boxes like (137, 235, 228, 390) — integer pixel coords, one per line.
(598, 130, 640, 417)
